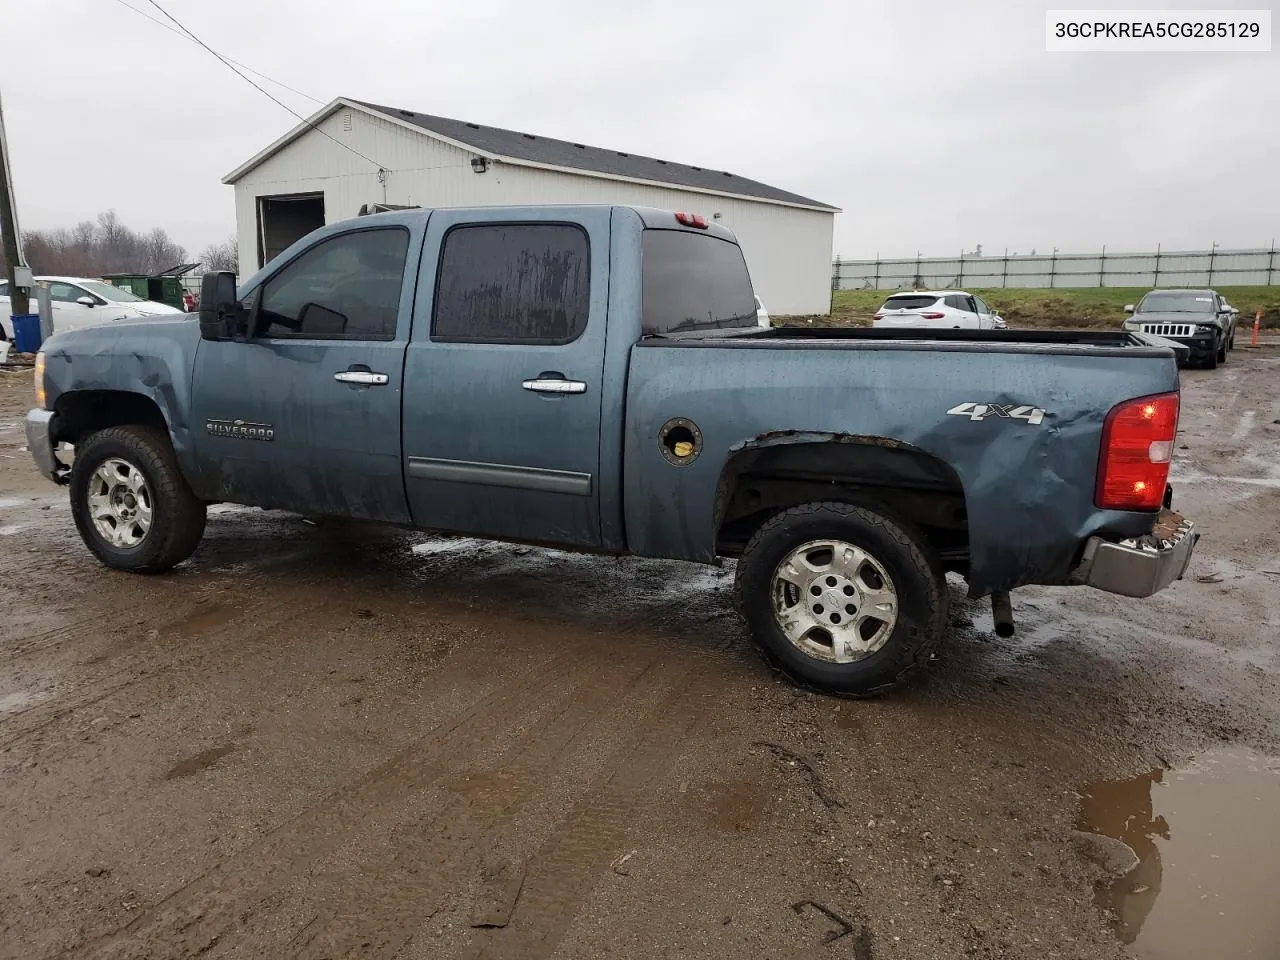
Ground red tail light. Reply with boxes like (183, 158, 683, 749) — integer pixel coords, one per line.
(674, 212, 708, 229)
(872, 313, 884, 321)
(1096, 392, 1179, 510)
(921, 311, 945, 319)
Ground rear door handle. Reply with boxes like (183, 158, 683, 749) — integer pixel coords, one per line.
(334, 371, 389, 385)
(522, 378, 587, 395)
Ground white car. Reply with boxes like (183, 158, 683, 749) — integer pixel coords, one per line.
(872, 290, 1004, 330)
(0, 276, 183, 340)
(755, 295, 771, 329)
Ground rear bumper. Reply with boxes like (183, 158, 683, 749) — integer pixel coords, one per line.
(25, 409, 70, 485)
(1073, 510, 1197, 598)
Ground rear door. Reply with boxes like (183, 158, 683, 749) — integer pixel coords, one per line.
(401, 208, 610, 548)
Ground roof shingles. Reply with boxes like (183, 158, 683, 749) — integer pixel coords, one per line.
(352, 100, 835, 210)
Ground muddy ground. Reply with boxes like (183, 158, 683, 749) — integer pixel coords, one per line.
(1, 353, 1278, 960)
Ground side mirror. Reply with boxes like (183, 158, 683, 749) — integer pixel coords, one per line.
(77, 296, 96, 307)
(198, 272, 248, 341)
(1123, 304, 1135, 314)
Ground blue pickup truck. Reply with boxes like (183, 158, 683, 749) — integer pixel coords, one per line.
(24, 205, 1197, 695)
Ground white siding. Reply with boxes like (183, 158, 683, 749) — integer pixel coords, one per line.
(232, 108, 835, 315)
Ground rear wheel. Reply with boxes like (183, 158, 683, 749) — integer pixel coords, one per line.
(70, 425, 206, 573)
(734, 501, 947, 697)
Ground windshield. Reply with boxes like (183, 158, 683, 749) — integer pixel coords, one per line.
(78, 281, 145, 303)
(1136, 292, 1215, 314)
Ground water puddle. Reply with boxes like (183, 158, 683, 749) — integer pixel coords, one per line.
(1077, 750, 1280, 957)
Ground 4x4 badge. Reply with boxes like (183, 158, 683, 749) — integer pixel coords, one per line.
(946, 402, 1046, 426)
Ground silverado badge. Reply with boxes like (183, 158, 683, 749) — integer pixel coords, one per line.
(206, 418, 275, 441)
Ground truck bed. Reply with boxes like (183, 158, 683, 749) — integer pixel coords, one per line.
(623, 324, 1183, 593)
(652, 325, 1185, 358)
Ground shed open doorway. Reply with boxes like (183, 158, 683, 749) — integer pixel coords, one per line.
(256, 193, 325, 269)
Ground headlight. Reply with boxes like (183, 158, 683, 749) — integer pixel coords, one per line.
(34, 351, 46, 408)
(1195, 324, 1217, 334)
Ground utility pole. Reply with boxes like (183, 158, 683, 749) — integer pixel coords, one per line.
(0, 89, 30, 316)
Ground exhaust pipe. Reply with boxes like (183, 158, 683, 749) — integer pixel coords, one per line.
(991, 591, 1015, 638)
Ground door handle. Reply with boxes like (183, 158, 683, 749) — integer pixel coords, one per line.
(521, 378, 587, 395)
(334, 370, 389, 385)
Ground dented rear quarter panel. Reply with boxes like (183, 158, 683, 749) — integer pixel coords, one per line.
(39, 317, 201, 470)
(622, 338, 1181, 596)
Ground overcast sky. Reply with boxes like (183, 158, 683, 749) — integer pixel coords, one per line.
(4, 0, 1277, 259)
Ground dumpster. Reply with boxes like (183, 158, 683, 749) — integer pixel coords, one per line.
(103, 264, 201, 312)
(11, 313, 42, 353)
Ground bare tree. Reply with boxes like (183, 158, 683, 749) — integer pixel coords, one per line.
(200, 235, 239, 273)
(15, 211, 188, 277)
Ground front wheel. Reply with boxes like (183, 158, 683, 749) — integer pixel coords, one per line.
(70, 425, 206, 573)
(734, 501, 947, 697)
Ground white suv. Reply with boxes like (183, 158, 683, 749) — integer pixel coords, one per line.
(0, 276, 183, 340)
(873, 291, 1004, 330)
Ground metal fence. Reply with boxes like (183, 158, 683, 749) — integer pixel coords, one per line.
(833, 245, 1280, 291)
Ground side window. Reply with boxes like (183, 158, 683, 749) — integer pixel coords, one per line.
(0, 281, 8, 297)
(973, 296, 990, 314)
(943, 295, 960, 310)
(963, 296, 978, 313)
(49, 282, 89, 304)
(432, 223, 590, 344)
(257, 228, 409, 340)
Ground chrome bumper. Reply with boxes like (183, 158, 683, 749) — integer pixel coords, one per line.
(25, 409, 69, 485)
(1074, 511, 1197, 598)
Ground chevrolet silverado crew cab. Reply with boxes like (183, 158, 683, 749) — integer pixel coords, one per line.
(1123, 288, 1238, 368)
(25, 206, 1198, 696)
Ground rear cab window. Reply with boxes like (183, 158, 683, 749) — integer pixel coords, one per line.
(642, 230, 757, 336)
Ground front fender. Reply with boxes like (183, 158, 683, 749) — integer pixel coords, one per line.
(42, 320, 200, 471)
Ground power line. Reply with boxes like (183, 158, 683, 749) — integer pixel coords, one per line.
(138, 0, 386, 172)
(109, 0, 324, 105)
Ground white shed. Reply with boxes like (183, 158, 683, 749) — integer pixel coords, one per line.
(223, 98, 838, 316)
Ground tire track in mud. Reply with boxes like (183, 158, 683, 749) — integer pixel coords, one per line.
(0, 598, 284, 750)
(281, 637, 707, 959)
(466, 657, 726, 960)
(0, 566, 418, 753)
(60, 594, 701, 960)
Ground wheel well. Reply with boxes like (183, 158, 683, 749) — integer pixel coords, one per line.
(714, 438, 969, 573)
(53, 391, 168, 446)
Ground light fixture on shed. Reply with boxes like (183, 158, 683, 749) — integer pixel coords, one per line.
(471, 157, 489, 174)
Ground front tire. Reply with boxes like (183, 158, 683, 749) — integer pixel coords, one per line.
(734, 501, 947, 697)
(1217, 333, 1228, 364)
(70, 425, 206, 573)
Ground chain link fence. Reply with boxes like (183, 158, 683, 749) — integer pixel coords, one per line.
(833, 245, 1280, 291)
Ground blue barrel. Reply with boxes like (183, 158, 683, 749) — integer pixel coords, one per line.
(10, 314, 42, 353)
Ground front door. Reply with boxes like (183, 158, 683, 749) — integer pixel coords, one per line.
(47, 281, 102, 332)
(401, 208, 610, 548)
(188, 223, 419, 523)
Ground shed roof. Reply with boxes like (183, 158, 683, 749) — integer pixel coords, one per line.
(224, 98, 838, 212)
